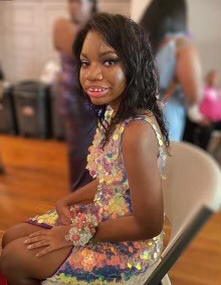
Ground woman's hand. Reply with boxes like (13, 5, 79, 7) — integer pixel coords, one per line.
(55, 180, 99, 225)
(24, 226, 73, 257)
(55, 198, 72, 225)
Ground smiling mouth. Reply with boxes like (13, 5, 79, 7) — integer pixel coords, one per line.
(86, 87, 110, 98)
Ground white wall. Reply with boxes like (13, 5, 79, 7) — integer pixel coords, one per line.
(130, 0, 151, 22)
(187, 0, 221, 78)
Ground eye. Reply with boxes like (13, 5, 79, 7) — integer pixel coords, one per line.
(80, 60, 89, 67)
(104, 58, 119, 66)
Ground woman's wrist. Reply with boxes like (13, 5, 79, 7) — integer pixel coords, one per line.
(65, 212, 98, 247)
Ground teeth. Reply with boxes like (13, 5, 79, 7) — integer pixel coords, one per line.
(89, 87, 106, 92)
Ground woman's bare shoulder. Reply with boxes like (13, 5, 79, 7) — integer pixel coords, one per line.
(122, 117, 159, 158)
(54, 17, 70, 27)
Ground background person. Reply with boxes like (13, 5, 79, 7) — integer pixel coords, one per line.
(54, 0, 97, 191)
(140, 0, 203, 142)
(184, 70, 221, 149)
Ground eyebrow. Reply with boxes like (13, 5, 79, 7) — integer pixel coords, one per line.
(80, 51, 117, 58)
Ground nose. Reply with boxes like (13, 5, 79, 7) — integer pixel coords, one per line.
(86, 63, 103, 81)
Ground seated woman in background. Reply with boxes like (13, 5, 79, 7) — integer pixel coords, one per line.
(0, 13, 169, 285)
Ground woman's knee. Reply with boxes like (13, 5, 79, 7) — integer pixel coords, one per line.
(2, 227, 17, 248)
(2, 223, 41, 248)
(2, 223, 26, 248)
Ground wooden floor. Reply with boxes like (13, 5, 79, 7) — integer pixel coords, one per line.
(0, 134, 221, 285)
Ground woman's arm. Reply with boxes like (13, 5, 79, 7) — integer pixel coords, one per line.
(53, 18, 77, 57)
(94, 120, 164, 242)
(57, 178, 98, 207)
(176, 43, 203, 105)
(55, 179, 98, 225)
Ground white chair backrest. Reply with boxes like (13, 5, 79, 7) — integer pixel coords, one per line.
(144, 142, 221, 285)
(163, 142, 221, 252)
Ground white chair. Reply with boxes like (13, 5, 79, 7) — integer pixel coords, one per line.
(145, 141, 221, 285)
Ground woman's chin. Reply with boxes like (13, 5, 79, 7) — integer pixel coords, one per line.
(90, 98, 108, 106)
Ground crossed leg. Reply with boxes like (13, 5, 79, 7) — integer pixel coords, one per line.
(0, 223, 72, 285)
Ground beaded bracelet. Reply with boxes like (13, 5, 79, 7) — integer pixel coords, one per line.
(65, 212, 98, 247)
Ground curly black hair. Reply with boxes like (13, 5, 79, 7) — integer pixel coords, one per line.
(73, 13, 169, 150)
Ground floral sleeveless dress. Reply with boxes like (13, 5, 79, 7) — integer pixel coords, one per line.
(28, 107, 167, 285)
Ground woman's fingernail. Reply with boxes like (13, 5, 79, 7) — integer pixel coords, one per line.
(35, 254, 39, 257)
(27, 245, 32, 249)
(23, 240, 28, 244)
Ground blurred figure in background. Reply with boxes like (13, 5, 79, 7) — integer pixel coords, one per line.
(140, 0, 203, 142)
(53, 0, 97, 191)
(200, 70, 221, 124)
(184, 70, 221, 149)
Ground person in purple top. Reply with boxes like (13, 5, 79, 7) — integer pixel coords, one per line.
(53, 0, 97, 191)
